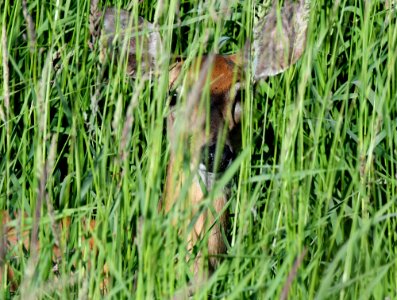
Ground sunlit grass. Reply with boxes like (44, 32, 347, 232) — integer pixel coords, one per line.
(1, 0, 397, 299)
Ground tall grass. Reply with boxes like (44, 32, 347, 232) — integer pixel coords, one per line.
(1, 0, 397, 298)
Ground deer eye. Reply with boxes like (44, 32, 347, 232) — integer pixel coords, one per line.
(169, 90, 178, 106)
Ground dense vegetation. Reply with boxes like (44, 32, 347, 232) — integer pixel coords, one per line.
(1, 0, 396, 298)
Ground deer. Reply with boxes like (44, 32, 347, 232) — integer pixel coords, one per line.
(100, 0, 310, 277)
(1, 0, 310, 292)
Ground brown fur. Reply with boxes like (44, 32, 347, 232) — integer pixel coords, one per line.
(163, 54, 241, 273)
(0, 211, 106, 292)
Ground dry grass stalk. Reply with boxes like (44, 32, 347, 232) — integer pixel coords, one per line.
(22, 0, 37, 53)
(0, 219, 5, 289)
(45, 135, 61, 251)
(280, 247, 308, 300)
(1, 25, 9, 122)
(89, 0, 101, 50)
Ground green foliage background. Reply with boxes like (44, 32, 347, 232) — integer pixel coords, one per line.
(0, 0, 396, 298)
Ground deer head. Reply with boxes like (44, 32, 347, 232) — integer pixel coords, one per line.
(101, 0, 308, 176)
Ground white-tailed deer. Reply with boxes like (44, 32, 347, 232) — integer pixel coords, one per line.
(101, 0, 309, 276)
(1, 0, 310, 290)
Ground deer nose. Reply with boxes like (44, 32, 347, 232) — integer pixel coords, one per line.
(201, 144, 234, 173)
(222, 145, 234, 167)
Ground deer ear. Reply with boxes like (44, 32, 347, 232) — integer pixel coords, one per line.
(101, 7, 161, 76)
(251, 0, 309, 81)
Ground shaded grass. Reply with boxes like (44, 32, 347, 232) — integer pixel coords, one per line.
(1, 0, 397, 298)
